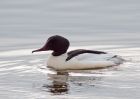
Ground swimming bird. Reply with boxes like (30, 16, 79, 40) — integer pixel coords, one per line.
(32, 35, 124, 70)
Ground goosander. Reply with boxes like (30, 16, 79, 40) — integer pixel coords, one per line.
(32, 35, 124, 70)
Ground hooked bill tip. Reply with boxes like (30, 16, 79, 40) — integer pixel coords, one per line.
(32, 49, 40, 53)
(32, 50, 36, 53)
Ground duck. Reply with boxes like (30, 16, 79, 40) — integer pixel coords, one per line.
(32, 35, 124, 70)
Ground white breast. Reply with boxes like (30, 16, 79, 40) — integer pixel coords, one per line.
(47, 53, 123, 70)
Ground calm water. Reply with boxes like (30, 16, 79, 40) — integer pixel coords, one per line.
(0, 0, 140, 99)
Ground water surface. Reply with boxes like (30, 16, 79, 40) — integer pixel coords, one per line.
(0, 0, 140, 99)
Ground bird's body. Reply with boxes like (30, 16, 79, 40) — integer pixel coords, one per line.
(47, 53, 123, 70)
(32, 35, 124, 70)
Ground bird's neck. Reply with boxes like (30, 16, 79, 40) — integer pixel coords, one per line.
(52, 51, 67, 56)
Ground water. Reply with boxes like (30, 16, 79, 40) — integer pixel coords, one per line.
(0, 0, 140, 99)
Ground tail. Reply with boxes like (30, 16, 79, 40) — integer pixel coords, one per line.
(108, 55, 124, 65)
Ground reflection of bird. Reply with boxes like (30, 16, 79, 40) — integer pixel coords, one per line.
(43, 73, 69, 95)
(32, 35, 124, 70)
(44, 70, 103, 95)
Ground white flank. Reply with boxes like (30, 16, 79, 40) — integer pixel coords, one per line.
(47, 53, 123, 70)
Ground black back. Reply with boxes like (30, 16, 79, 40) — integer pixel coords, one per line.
(66, 49, 106, 61)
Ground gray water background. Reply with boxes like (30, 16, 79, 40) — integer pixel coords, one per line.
(0, 0, 140, 99)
